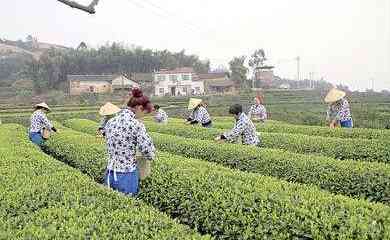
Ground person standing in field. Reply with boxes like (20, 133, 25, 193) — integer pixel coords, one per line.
(215, 104, 261, 146)
(186, 98, 213, 128)
(97, 102, 121, 137)
(28, 102, 57, 146)
(153, 105, 168, 124)
(248, 94, 267, 122)
(103, 88, 156, 196)
(325, 88, 353, 128)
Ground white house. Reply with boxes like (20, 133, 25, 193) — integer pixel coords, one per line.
(154, 67, 204, 96)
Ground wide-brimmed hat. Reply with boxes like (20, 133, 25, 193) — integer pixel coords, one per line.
(324, 88, 346, 103)
(188, 98, 202, 110)
(35, 102, 50, 111)
(99, 102, 121, 116)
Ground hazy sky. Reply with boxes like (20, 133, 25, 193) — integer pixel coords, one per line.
(1, 0, 389, 90)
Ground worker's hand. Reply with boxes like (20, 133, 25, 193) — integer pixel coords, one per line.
(51, 127, 58, 133)
(214, 136, 224, 143)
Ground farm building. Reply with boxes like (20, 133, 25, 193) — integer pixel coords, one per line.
(68, 74, 139, 95)
(199, 72, 235, 94)
(254, 65, 275, 88)
(154, 67, 204, 96)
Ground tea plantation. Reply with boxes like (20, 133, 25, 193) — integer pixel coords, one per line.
(1, 90, 390, 239)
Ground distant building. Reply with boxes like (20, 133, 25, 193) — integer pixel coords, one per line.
(154, 67, 204, 96)
(68, 74, 139, 95)
(279, 83, 291, 89)
(199, 73, 235, 94)
(254, 66, 275, 88)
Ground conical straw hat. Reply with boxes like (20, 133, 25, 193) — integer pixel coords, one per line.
(188, 98, 202, 110)
(324, 88, 346, 103)
(99, 102, 121, 116)
(35, 102, 51, 111)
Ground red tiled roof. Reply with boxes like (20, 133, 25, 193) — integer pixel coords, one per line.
(198, 72, 227, 80)
(156, 67, 195, 74)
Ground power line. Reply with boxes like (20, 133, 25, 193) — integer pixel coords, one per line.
(137, 0, 205, 33)
(124, 0, 202, 34)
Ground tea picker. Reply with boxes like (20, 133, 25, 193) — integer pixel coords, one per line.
(186, 98, 213, 128)
(215, 104, 261, 146)
(97, 102, 121, 137)
(248, 93, 267, 123)
(28, 102, 57, 146)
(325, 88, 353, 128)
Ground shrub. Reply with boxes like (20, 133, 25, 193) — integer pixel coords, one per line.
(141, 120, 390, 163)
(0, 124, 205, 239)
(45, 122, 390, 239)
(64, 119, 390, 205)
(210, 117, 390, 141)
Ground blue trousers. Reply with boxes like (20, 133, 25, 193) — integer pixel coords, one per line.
(340, 119, 353, 128)
(104, 169, 139, 196)
(29, 132, 44, 146)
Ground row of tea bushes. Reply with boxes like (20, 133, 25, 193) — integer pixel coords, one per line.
(0, 124, 207, 239)
(142, 120, 390, 163)
(46, 123, 390, 239)
(210, 116, 390, 140)
(64, 119, 390, 205)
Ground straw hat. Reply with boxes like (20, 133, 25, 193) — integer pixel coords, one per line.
(99, 102, 121, 116)
(35, 102, 50, 111)
(324, 88, 346, 103)
(188, 98, 202, 110)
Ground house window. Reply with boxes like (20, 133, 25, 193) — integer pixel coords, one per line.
(182, 74, 190, 81)
(159, 88, 164, 95)
(169, 75, 178, 81)
(72, 81, 80, 88)
(157, 75, 166, 81)
(195, 87, 200, 92)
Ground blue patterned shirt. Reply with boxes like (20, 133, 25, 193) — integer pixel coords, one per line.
(189, 106, 211, 125)
(154, 109, 168, 123)
(222, 113, 260, 145)
(104, 109, 156, 172)
(327, 98, 352, 122)
(29, 110, 53, 133)
(248, 104, 267, 121)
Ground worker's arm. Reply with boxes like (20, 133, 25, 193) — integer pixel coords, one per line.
(221, 120, 245, 141)
(39, 111, 54, 131)
(136, 124, 156, 160)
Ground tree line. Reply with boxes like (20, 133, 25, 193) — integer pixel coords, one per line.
(0, 40, 210, 93)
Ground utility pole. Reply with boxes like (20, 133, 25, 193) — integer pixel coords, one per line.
(296, 56, 300, 88)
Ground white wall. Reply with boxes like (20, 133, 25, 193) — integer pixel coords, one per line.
(154, 73, 197, 96)
(112, 76, 140, 88)
(191, 81, 205, 95)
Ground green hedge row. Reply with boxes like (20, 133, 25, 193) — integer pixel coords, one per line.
(209, 116, 390, 140)
(46, 122, 390, 239)
(64, 119, 390, 205)
(0, 124, 206, 239)
(0, 110, 99, 127)
(142, 120, 390, 163)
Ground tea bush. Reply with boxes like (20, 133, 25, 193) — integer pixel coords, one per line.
(142, 121, 390, 163)
(64, 119, 390, 205)
(44, 123, 390, 239)
(210, 117, 390, 140)
(0, 124, 206, 240)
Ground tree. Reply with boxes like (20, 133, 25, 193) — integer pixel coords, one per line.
(248, 49, 267, 69)
(229, 56, 248, 89)
(77, 42, 88, 50)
